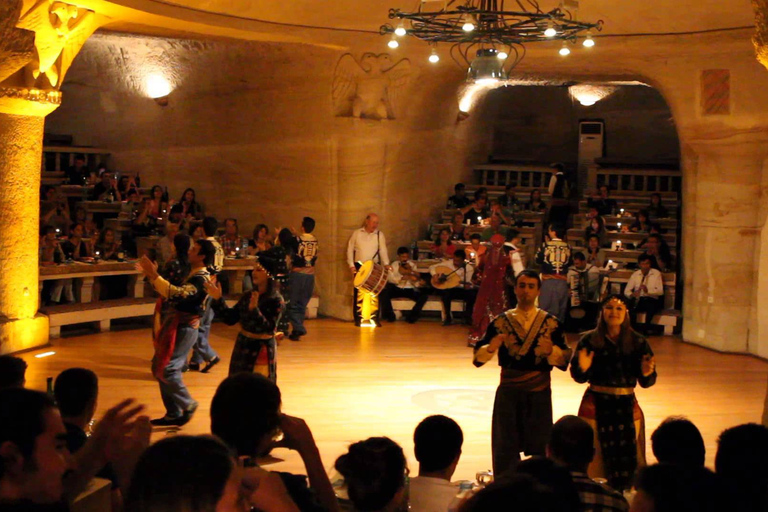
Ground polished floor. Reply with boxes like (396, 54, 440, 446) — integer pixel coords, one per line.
(20, 318, 768, 481)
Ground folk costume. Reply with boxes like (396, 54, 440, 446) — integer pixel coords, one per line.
(536, 238, 573, 322)
(468, 235, 511, 346)
(473, 307, 570, 475)
(149, 265, 210, 420)
(288, 232, 318, 338)
(214, 247, 287, 382)
(190, 237, 224, 369)
(570, 296, 657, 491)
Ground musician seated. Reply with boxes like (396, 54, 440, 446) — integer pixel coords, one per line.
(625, 254, 665, 335)
(379, 247, 429, 324)
(467, 234, 487, 266)
(429, 249, 477, 326)
(566, 252, 602, 332)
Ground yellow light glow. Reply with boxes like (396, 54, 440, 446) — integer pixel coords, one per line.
(35, 351, 56, 358)
(583, 37, 595, 48)
(394, 25, 406, 36)
(145, 74, 172, 99)
(388, 38, 399, 49)
(559, 45, 571, 56)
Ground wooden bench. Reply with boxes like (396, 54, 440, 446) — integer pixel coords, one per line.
(391, 296, 467, 321)
(574, 214, 678, 231)
(567, 229, 677, 248)
(39, 261, 144, 304)
(41, 297, 157, 338)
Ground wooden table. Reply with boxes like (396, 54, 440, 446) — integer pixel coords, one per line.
(222, 257, 256, 294)
(39, 260, 143, 303)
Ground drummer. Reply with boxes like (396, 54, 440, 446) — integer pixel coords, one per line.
(429, 249, 477, 326)
(346, 213, 391, 327)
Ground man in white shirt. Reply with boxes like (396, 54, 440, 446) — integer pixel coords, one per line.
(429, 249, 476, 326)
(624, 254, 664, 335)
(379, 247, 429, 324)
(409, 415, 463, 512)
(346, 213, 390, 327)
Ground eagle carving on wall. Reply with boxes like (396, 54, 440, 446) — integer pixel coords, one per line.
(332, 53, 413, 120)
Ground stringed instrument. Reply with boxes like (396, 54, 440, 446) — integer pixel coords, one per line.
(430, 264, 462, 290)
(399, 262, 427, 288)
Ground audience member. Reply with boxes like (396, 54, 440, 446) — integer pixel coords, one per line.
(92, 172, 121, 202)
(624, 254, 664, 334)
(431, 228, 456, 258)
(481, 214, 510, 242)
(125, 434, 299, 512)
(447, 183, 471, 210)
(629, 210, 651, 233)
(0, 355, 27, 390)
(138, 185, 168, 229)
(467, 233, 486, 266)
(461, 196, 490, 225)
(525, 189, 547, 213)
(410, 415, 463, 512)
(39, 225, 65, 265)
(40, 191, 71, 236)
(335, 437, 407, 512)
(642, 234, 673, 272)
(288, 217, 319, 340)
(379, 247, 429, 324)
(157, 221, 180, 269)
(498, 183, 519, 210)
(588, 185, 618, 217)
(650, 416, 705, 467)
(547, 415, 629, 512)
(585, 234, 607, 268)
(94, 228, 120, 261)
(67, 154, 89, 185)
(430, 249, 476, 326)
(632, 463, 723, 512)
(515, 457, 581, 512)
(250, 223, 273, 255)
(715, 423, 768, 512)
(219, 218, 246, 256)
(459, 473, 559, 512)
(190, 221, 205, 240)
(61, 222, 92, 260)
(210, 373, 338, 512)
(585, 214, 609, 248)
(449, 212, 467, 241)
(647, 193, 669, 220)
(169, 187, 204, 226)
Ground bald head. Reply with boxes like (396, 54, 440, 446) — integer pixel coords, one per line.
(364, 213, 379, 233)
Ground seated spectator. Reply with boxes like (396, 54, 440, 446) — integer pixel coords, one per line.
(498, 184, 519, 210)
(650, 416, 705, 467)
(157, 221, 180, 269)
(61, 222, 92, 260)
(584, 234, 607, 268)
(94, 228, 119, 260)
(461, 196, 490, 225)
(632, 464, 723, 512)
(459, 473, 558, 512)
(210, 373, 339, 512)
(490, 199, 515, 226)
(624, 254, 664, 334)
(250, 223, 273, 255)
(83, 216, 99, 240)
(190, 221, 205, 241)
(715, 423, 768, 511)
(40, 225, 74, 305)
(0, 355, 27, 390)
(431, 228, 456, 259)
(481, 213, 510, 241)
(630, 210, 652, 233)
(546, 415, 628, 512)
(67, 154, 88, 185)
(467, 233, 487, 266)
(515, 457, 581, 511)
(583, 206, 601, 228)
(335, 437, 407, 512)
(379, 247, 429, 324)
(73, 205, 87, 225)
(142, 185, 169, 224)
(585, 214, 608, 248)
(524, 189, 547, 213)
(39, 225, 65, 265)
(643, 234, 673, 272)
(588, 185, 617, 216)
(475, 187, 489, 202)
(449, 212, 467, 241)
(169, 187, 203, 227)
(447, 183, 471, 210)
(41, 204, 71, 238)
(219, 218, 246, 256)
(647, 193, 670, 219)
(125, 435, 299, 512)
(95, 228, 129, 299)
(53, 368, 122, 505)
(92, 172, 121, 202)
(409, 415, 463, 512)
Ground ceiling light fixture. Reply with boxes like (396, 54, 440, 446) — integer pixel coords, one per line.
(381, 0, 602, 82)
(429, 47, 440, 63)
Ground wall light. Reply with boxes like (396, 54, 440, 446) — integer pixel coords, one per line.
(35, 351, 56, 358)
(569, 84, 616, 106)
(145, 73, 172, 106)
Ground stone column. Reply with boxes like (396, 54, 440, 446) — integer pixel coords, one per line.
(0, 0, 103, 354)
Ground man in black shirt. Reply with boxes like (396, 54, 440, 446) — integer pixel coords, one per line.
(447, 183, 472, 209)
(66, 155, 88, 185)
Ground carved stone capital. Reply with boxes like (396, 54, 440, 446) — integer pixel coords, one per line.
(754, 0, 768, 71)
(0, 85, 61, 117)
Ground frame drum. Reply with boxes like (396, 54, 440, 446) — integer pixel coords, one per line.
(353, 260, 389, 296)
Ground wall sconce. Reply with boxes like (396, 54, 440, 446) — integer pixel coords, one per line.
(145, 73, 172, 107)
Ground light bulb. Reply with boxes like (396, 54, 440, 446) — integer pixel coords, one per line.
(394, 24, 406, 37)
(462, 15, 475, 32)
(544, 21, 557, 37)
(145, 73, 172, 99)
(429, 49, 440, 63)
(388, 37, 399, 49)
(497, 51, 508, 60)
(559, 44, 571, 56)
(583, 36, 595, 47)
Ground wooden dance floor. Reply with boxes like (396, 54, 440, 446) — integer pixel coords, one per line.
(20, 318, 768, 481)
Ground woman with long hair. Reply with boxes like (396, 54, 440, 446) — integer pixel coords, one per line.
(570, 294, 657, 491)
(250, 223, 273, 255)
(170, 187, 203, 226)
(630, 209, 652, 233)
(584, 214, 609, 248)
(525, 189, 547, 213)
(205, 247, 287, 381)
(468, 234, 510, 347)
(430, 228, 455, 259)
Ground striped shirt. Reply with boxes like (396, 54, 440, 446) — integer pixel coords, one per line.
(570, 471, 629, 512)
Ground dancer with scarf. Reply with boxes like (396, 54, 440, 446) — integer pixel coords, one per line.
(205, 246, 287, 382)
(136, 239, 216, 426)
(570, 294, 657, 490)
(468, 234, 512, 347)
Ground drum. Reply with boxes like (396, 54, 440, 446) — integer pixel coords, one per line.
(353, 260, 389, 296)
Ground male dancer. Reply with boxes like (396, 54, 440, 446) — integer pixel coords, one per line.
(288, 217, 319, 341)
(190, 216, 223, 372)
(473, 270, 570, 475)
(536, 224, 572, 322)
(136, 239, 215, 426)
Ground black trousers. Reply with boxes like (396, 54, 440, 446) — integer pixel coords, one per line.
(438, 287, 477, 322)
(379, 284, 429, 321)
(631, 296, 664, 333)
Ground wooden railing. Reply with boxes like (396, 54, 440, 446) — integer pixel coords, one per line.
(594, 168, 681, 193)
(474, 163, 553, 188)
(42, 145, 111, 173)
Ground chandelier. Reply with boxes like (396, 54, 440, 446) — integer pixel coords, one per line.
(381, 0, 603, 81)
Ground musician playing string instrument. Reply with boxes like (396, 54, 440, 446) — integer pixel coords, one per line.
(346, 213, 391, 327)
(379, 247, 429, 324)
(429, 249, 477, 327)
